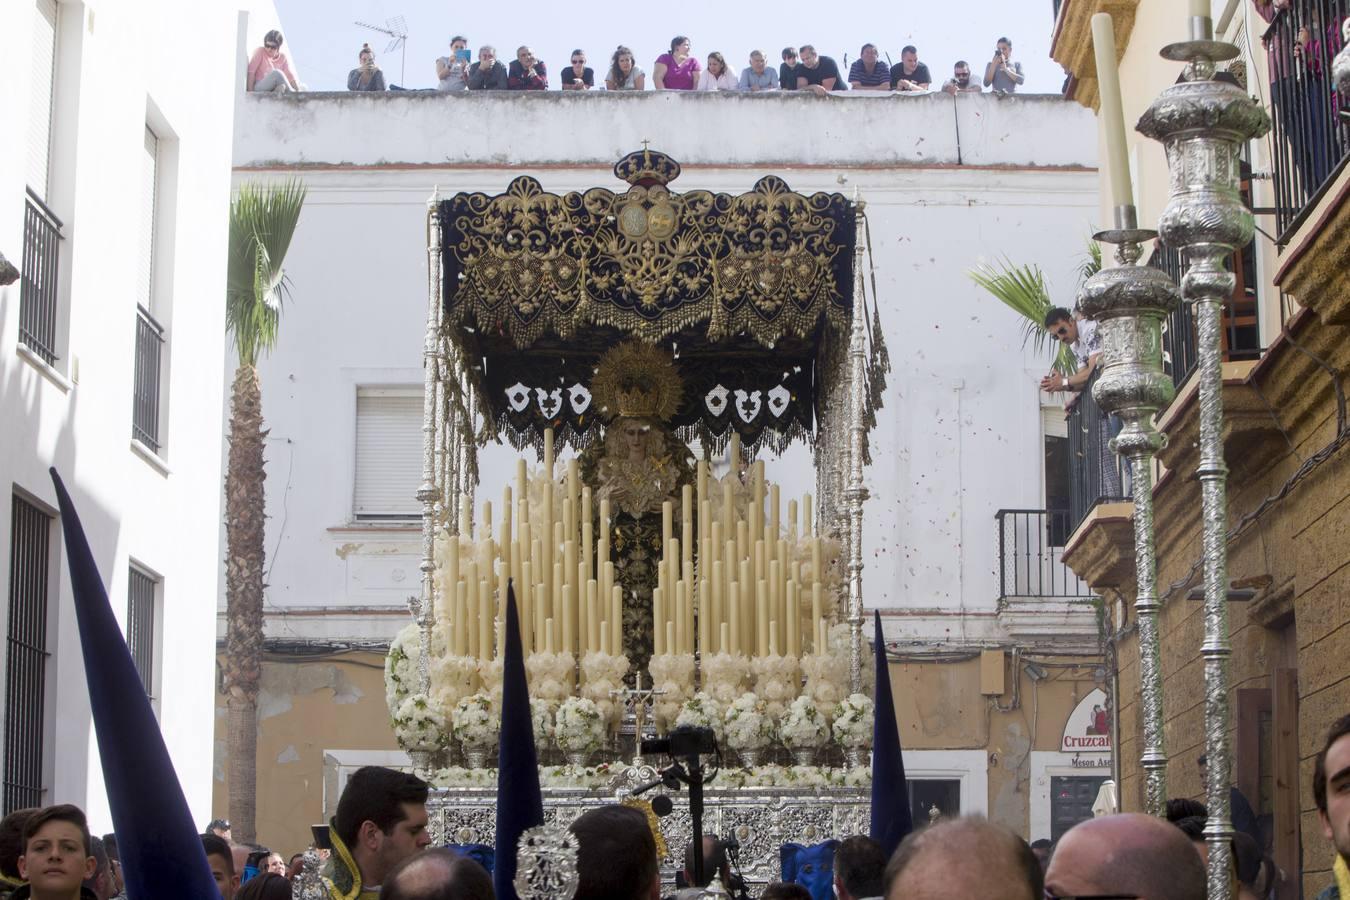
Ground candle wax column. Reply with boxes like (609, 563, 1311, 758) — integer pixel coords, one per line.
(729, 583, 741, 654)
(1091, 13, 1134, 210)
(1187, 0, 1209, 17)
(610, 586, 622, 658)
(803, 493, 813, 540)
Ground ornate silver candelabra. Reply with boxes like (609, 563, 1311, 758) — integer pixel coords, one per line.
(1077, 206, 1180, 818)
(1137, 15, 1270, 900)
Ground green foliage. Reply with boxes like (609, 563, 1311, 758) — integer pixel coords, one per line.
(226, 179, 307, 366)
(969, 257, 1077, 375)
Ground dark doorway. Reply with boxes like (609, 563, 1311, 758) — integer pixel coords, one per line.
(909, 779, 961, 829)
(1050, 775, 1107, 842)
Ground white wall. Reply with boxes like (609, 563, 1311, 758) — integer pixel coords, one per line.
(0, 0, 249, 830)
(229, 93, 1098, 646)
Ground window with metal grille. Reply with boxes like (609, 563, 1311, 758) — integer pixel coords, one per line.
(5, 496, 52, 814)
(353, 388, 423, 520)
(19, 0, 63, 367)
(127, 566, 158, 698)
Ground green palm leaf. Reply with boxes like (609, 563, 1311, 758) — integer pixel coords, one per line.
(969, 257, 1076, 375)
(226, 179, 307, 366)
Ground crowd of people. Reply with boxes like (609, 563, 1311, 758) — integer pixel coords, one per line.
(0, 710, 1344, 899)
(245, 28, 1028, 97)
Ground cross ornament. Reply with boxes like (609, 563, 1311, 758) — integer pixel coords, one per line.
(610, 671, 666, 766)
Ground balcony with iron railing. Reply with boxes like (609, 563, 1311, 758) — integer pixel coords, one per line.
(132, 306, 166, 453)
(996, 508, 1094, 600)
(19, 188, 63, 367)
(1260, 0, 1350, 241)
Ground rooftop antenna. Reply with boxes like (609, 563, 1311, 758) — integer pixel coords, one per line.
(354, 16, 408, 86)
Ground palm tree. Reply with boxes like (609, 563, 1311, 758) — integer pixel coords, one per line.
(968, 241, 1101, 376)
(223, 179, 305, 844)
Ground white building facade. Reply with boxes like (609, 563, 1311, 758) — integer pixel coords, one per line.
(0, 0, 278, 828)
(224, 90, 1111, 849)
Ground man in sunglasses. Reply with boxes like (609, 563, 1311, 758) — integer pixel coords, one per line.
(1044, 813, 1205, 900)
(1038, 307, 1099, 395)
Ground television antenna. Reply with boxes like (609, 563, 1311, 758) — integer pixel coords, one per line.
(354, 16, 408, 85)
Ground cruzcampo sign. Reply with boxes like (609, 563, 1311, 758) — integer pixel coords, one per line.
(1061, 688, 1112, 753)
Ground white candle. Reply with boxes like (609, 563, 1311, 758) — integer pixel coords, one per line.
(1091, 13, 1134, 211)
(600, 620, 610, 656)
(1188, 0, 1209, 18)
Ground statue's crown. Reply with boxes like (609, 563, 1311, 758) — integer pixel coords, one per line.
(614, 147, 681, 187)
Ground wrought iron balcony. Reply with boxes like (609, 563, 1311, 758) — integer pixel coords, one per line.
(996, 508, 1094, 599)
(132, 306, 166, 453)
(1067, 369, 1129, 534)
(19, 189, 63, 366)
(1261, 0, 1350, 239)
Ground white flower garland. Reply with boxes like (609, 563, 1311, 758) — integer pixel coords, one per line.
(526, 651, 576, 704)
(430, 654, 480, 724)
(648, 653, 697, 732)
(779, 694, 829, 749)
(751, 655, 801, 721)
(831, 693, 875, 748)
(723, 692, 775, 751)
(428, 762, 871, 791)
(451, 693, 497, 748)
(385, 623, 423, 715)
(531, 699, 556, 752)
(699, 652, 751, 705)
(392, 692, 450, 752)
(800, 652, 848, 709)
(579, 651, 630, 730)
(829, 622, 876, 689)
(555, 697, 606, 753)
(674, 692, 725, 741)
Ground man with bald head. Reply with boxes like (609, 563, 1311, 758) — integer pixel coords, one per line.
(381, 848, 493, 900)
(1045, 813, 1206, 900)
(883, 817, 1041, 900)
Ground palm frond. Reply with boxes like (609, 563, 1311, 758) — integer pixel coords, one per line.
(226, 179, 307, 366)
(1078, 238, 1103, 287)
(969, 258, 1077, 375)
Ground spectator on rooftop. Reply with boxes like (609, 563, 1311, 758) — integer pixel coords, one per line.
(739, 50, 780, 91)
(606, 46, 646, 91)
(246, 30, 298, 93)
(796, 44, 845, 94)
(468, 45, 508, 90)
(848, 43, 891, 91)
(560, 49, 595, 90)
(436, 36, 471, 91)
(697, 52, 738, 91)
(348, 44, 386, 92)
(942, 60, 982, 93)
(780, 48, 799, 91)
(508, 46, 548, 90)
(984, 36, 1025, 92)
(891, 45, 932, 91)
(654, 36, 701, 90)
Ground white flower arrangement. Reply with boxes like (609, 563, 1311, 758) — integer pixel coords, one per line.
(723, 693, 775, 751)
(451, 693, 497, 749)
(428, 761, 870, 791)
(831, 693, 875, 748)
(648, 653, 697, 732)
(430, 654, 480, 719)
(392, 692, 450, 752)
(779, 694, 829, 749)
(699, 652, 751, 705)
(385, 623, 423, 714)
(525, 651, 576, 704)
(674, 693, 725, 741)
(579, 651, 630, 730)
(530, 698, 556, 752)
(751, 654, 801, 721)
(717, 765, 871, 789)
(800, 652, 848, 709)
(829, 622, 876, 689)
(554, 697, 606, 753)
(477, 658, 505, 709)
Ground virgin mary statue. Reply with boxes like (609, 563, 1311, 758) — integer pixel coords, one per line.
(580, 342, 693, 674)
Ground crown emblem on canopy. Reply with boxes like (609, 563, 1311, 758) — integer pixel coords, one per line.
(614, 146, 682, 187)
(590, 341, 684, 421)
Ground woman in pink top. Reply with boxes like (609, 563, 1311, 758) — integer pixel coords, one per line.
(247, 29, 299, 92)
(653, 36, 700, 90)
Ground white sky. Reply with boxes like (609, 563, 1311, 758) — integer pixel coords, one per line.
(275, 0, 1064, 93)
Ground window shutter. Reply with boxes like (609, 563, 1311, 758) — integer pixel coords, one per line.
(1041, 406, 1068, 440)
(139, 127, 158, 309)
(354, 389, 423, 519)
(27, 0, 58, 199)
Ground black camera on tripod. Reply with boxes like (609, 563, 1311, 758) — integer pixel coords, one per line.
(641, 724, 718, 759)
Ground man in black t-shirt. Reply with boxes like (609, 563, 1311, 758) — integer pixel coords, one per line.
(560, 48, 595, 90)
(890, 44, 932, 91)
(795, 44, 845, 94)
(780, 47, 798, 91)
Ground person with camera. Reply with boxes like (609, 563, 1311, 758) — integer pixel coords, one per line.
(435, 36, 471, 92)
(983, 37, 1024, 93)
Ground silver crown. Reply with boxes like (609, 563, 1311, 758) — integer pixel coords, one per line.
(514, 824, 581, 900)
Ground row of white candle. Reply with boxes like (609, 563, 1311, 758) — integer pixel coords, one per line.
(436, 428, 834, 662)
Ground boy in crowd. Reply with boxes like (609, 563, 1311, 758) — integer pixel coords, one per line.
(15, 805, 97, 900)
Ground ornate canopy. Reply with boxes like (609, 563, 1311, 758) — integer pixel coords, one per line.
(433, 148, 885, 454)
